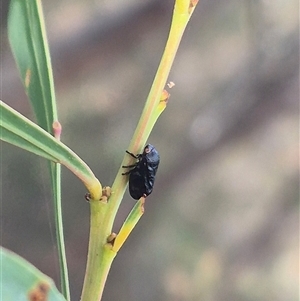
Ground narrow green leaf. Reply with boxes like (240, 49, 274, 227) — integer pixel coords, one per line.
(8, 0, 57, 131)
(112, 198, 145, 253)
(8, 1, 70, 297)
(1, 246, 66, 301)
(0, 101, 102, 200)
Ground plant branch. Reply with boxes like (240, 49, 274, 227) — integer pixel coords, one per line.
(106, 0, 198, 231)
(80, 1, 199, 301)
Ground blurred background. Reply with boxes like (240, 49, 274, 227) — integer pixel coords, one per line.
(1, 0, 299, 300)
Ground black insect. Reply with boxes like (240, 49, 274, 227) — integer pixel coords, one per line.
(122, 144, 160, 200)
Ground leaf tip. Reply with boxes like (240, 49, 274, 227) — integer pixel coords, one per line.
(52, 121, 62, 140)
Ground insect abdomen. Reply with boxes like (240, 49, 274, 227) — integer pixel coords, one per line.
(123, 144, 160, 200)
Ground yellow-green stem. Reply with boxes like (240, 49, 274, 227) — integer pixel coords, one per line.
(80, 2, 198, 301)
(51, 162, 70, 301)
(81, 202, 116, 301)
(112, 198, 145, 252)
(106, 0, 197, 232)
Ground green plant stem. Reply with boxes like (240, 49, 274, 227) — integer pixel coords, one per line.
(51, 121, 70, 300)
(112, 198, 145, 253)
(81, 202, 116, 301)
(51, 162, 70, 301)
(81, 1, 198, 301)
(106, 0, 197, 231)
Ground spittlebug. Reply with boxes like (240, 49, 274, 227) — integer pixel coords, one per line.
(122, 144, 160, 200)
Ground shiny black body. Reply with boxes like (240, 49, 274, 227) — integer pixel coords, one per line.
(122, 144, 160, 200)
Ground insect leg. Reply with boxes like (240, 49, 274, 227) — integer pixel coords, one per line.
(122, 163, 137, 168)
(122, 168, 134, 175)
(125, 150, 139, 158)
(122, 149, 140, 175)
